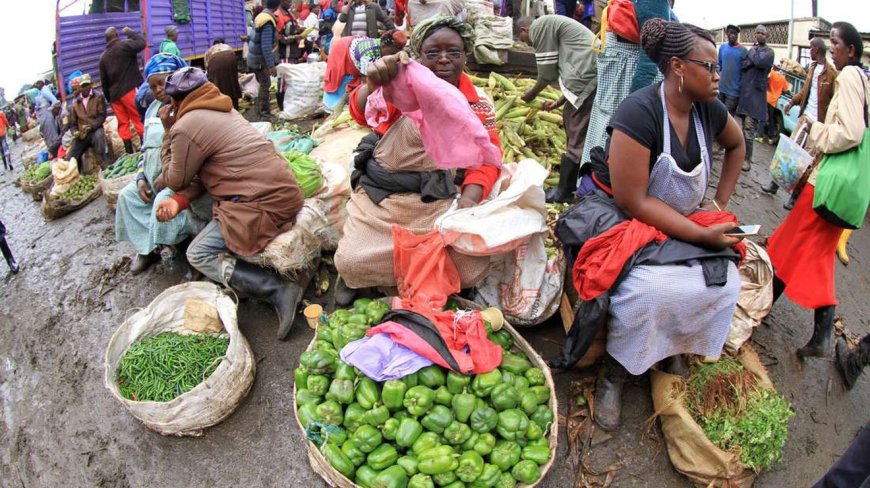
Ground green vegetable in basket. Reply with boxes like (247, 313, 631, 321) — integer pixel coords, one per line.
(356, 465, 380, 488)
(382, 380, 408, 411)
(490, 384, 519, 411)
(294, 365, 310, 387)
(402, 372, 420, 388)
(443, 421, 473, 445)
(353, 424, 384, 453)
(497, 409, 530, 441)
(342, 439, 367, 466)
(396, 455, 419, 476)
(469, 405, 498, 433)
(434, 386, 454, 406)
(366, 405, 391, 427)
(432, 471, 457, 486)
(457, 450, 485, 483)
(530, 405, 554, 432)
(472, 464, 501, 488)
(322, 443, 356, 478)
(417, 446, 459, 475)
(317, 326, 335, 344)
(282, 150, 323, 198)
(421, 405, 454, 434)
(525, 421, 543, 441)
(357, 376, 381, 409)
(295, 388, 322, 407)
(513, 376, 530, 394)
(471, 369, 501, 397)
(316, 399, 344, 426)
(452, 390, 477, 423)
(418, 365, 447, 388)
(473, 433, 497, 456)
(409, 473, 436, 488)
(488, 330, 513, 352)
(298, 402, 319, 429)
(500, 353, 531, 375)
(446, 371, 472, 394)
(511, 460, 541, 484)
(381, 417, 400, 441)
(344, 402, 368, 432)
(495, 471, 516, 488)
(307, 375, 330, 396)
(300, 349, 337, 375)
(491, 440, 521, 471)
(367, 443, 400, 471)
(335, 361, 356, 380)
(327, 377, 356, 405)
(404, 386, 436, 417)
(521, 445, 550, 465)
(412, 432, 441, 456)
(525, 367, 545, 386)
(334, 322, 368, 350)
(372, 465, 409, 488)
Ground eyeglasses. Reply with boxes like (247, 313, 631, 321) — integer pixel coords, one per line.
(423, 49, 465, 61)
(684, 58, 721, 75)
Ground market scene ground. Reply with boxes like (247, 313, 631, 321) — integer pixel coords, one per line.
(1, 139, 868, 486)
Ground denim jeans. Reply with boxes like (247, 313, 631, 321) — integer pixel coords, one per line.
(187, 219, 236, 285)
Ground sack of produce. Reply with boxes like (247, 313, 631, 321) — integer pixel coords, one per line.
(294, 298, 558, 488)
(651, 345, 794, 487)
(99, 153, 142, 210)
(20, 162, 54, 201)
(104, 282, 256, 436)
(283, 150, 325, 198)
(22, 126, 41, 143)
(726, 241, 774, 353)
(41, 174, 102, 221)
(268, 129, 318, 155)
(277, 62, 327, 121)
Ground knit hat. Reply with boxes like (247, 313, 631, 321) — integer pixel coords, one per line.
(164, 67, 208, 99)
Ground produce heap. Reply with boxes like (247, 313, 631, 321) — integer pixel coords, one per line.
(685, 358, 794, 471)
(56, 174, 98, 200)
(295, 299, 555, 488)
(22, 163, 52, 183)
(283, 150, 324, 198)
(116, 332, 230, 402)
(102, 153, 142, 179)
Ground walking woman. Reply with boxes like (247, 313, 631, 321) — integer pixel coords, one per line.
(766, 22, 869, 360)
(0, 220, 19, 274)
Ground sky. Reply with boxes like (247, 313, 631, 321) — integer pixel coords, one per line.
(0, 0, 867, 102)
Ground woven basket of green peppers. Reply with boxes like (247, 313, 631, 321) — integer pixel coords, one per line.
(293, 297, 558, 488)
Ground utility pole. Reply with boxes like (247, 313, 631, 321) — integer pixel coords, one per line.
(787, 0, 795, 59)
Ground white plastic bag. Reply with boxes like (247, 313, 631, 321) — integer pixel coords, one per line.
(725, 241, 774, 353)
(436, 159, 548, 256)
(50, 158, 80, 197)
(277, 62, 327, 120)
(239, 73, 259, 99)
(104, 282, 256, 436)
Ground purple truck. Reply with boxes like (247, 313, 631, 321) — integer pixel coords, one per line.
(55, 0, 248, 100)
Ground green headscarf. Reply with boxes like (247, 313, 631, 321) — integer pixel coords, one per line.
(408, 16, 475, 59)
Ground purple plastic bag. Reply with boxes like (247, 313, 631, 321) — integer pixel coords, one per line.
(340, 332, 434, 381)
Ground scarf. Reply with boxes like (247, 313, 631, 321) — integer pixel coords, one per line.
(176, 83, 233, 120)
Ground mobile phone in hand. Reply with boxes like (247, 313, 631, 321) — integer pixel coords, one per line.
(724, 225, 761, 237)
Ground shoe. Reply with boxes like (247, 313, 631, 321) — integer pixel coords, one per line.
(160, 245, 193, 280)
(130, 253, 157, 275)
(544, 154, 580, 204)
(783, 195, 796, 210)
(594, 355, 628, 431)
(123, 140, 135, 155)
(334, 275, 357, 307)
(797, 306, 835, 359)
(742, 159, 751, 172)
(229, 260, 313, 340)
(760, 181, 779, 195)
(754, 137, 764, 144)
(836, 337, 869, 390)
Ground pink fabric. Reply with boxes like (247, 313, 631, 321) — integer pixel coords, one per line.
(365, 61, 502, 170)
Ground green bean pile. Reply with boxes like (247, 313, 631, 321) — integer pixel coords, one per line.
(116, 332, 230, 402)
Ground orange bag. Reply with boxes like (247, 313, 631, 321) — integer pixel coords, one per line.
(392, 225, 461, 309)
(606, 0, 639, 43)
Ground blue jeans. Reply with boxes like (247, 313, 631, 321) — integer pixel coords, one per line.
(187, 219, 236, 285)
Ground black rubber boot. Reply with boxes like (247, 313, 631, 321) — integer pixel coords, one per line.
(229, 260, 311, 340)
(594, 354, 628, 431)
(334, 275, 357, 307)
(761, 180, 779, 195)
(160, 245, 193, 281)
(0, 236, 19, 274)
(545, 155, 580, 204)
(772, 274, 786, 305)
(797, 306, 835, 359)
(836, 336, 870, 390)
(123, 140, 135, 155)
(130, 253, 157, 275)
(784, 193, 797, 210)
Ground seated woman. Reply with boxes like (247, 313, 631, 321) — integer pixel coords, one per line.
(115, 53, 212, 276)
(560, 19, 746, 430)
(766, 22, 869, 361)
(334, 16, 501, 297)
(322, 30, 408, 111)
(154, 67, 307, 340)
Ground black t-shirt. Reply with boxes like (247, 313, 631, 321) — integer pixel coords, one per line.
(591, 83, 729, 189)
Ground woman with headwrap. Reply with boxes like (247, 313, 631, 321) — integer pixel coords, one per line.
(153, 67, 307, 340)
(205, 39, 243, 110)
(115, 54, 212, 277)
(322, 30, 408, 111)
(333, 16, 501, 301)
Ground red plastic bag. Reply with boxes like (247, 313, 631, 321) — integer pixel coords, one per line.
(392, 225, 461, 308)
(606, 0, 639, 43)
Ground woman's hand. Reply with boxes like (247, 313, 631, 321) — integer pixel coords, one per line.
(697, 222, 743, 250)
(457, 184, 483, 209)
(158, 104, 176, 130)
(366, 51, 410, 88)
(155, 198, 181, 222)
(137, 179, 154, 204)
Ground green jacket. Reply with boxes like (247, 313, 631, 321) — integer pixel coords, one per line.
(159, 39, 182, 57)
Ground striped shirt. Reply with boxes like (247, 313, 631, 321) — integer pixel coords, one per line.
(529, 15, 597, 109)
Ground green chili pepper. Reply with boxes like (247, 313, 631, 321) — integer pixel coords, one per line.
(372, 465, 408, 488)
(382, 380, 408, 411)
(327, 378, 356, 405)
(344, 403, 367, 432)
(421, 405, 455, 434)
(367, 443, 400, 471)
(381, 418, 400, 441)
(511, 460, 541, 484)
(473, 433, 497, 456)
(491, 440, 521, 471)
(412, 432, 442, 456)
(322, 442, 356, 477)
(365, 405, 391, 427)
(396, 455, 419, 476)
(353, 424, 384, 453)
(356, 376, 381, 410)
(356, 465, 381, 488)
(489, 383, 519, 411)
(404, 386, 437, 417)
(316, 399, 344, 426)
(443, 421, 473, 445)
(469, 406, 499, 433)
(471, 369, 501, 397)
(434, 386, 454, 406)
(295, 388, 322, 407)
(418, 365, 447, 388)
(456, 451, 485, 483)
(409, 473, 436, 488)
(307, 375, 330, 396)
(396, 417, 425, 448)
(524, 367, 545, 386)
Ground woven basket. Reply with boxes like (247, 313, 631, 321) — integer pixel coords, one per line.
(293, 298, 559, 488)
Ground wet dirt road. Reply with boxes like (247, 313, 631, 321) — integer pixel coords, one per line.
(1, 138, 867, 487)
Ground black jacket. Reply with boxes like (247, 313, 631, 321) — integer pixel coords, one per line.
(99, 31, 146, 103)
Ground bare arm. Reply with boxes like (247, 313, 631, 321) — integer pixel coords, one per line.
(712, 114, 745, 208)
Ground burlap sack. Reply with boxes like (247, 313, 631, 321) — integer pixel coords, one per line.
(99, 172, 136, 211)
(651, 345, 775, 488)
(183, 299, 224, 334)
(21, 174, 54, 202)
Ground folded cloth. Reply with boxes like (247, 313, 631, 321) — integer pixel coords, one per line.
(365, 60, 502, 170)
(340, 333, 434, 381)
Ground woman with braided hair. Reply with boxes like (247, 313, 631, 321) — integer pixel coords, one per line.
(556, 18, 747, 431)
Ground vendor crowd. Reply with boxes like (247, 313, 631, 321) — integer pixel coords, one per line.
(3, 0, 869, 484)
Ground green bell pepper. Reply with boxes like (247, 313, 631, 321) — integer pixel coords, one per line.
(469, 406, 499, 433)
(382, 380, 408, 411)
(421, 405, 454, 434)
(371, 465, 408, 488)
(381, 418, 400, 441)
(443, 421, 473, 445)
(294, 365, 310, 388)
(366, 405, 391, 427)
(297, 402, 318, 429)
(365, 301, 390, 325)
(335, 323, 368, 350)
(528, 437, 549, 448)
(501, 371, 517, 386)
(524, 367, 545, 386)
(307, 375, 330, 396)
(316, 400, 344, 426)
(342, 439, 367, 467)
(446, 371, 472, 394)
(491, 440, 521, 471)
(327, 378, 356, 405)
(530, 405, 554, 432)
(519, 395, 538, 416)
(356, 377, 381, 410)
(356, 465, 381, 488)
(470, 464, 500, 488)
(404, 385, 437, 417)
(472, 433, 496, 456)
(528, 386, 550, 406)
(393, 411, 411, 421)
(353, 298, 373, 313)
(330, 308, 352, 325)
(409, 473, 436, 488)
(442, 481, 466, 488)
(325, 426, 348, 446)
(299, 349, 337, 375)
(489, 384, 519, 411)
(335, 361, 357, 381)
(499, 353, 531, 376)
(317, 326, 335, 344)
(347, 314, 369, 326)
(316, 340, 337, 353)
(456, 451, 485, 483)
(295, 388, 322, 407)
(353, 424, 384, 453)
(344, 403, 367, 432)
(512, 377, 530, 394)
(452, 391, 477, 423)
(412, 432, 442, 456)
(521, 445, 550, 465)
(462, 432, 480, 452)
(525, 421, 543, 441)
(396, 417, 425, 448)
(322, 442, 355, 477)
(497, 409, 530, 441)
(488, 330, 513, 351)
(418, 365, 447, 388)
(402, 372, 420, 388)
(434, 386, 454, 406)
(511, 460, 541, 484)
(367, 443, 399, 471)
(433, 471, 458, 487)
(417, 446, 459, 475)
(494, 472, 516, 488)
(471, 369, 501, 397)
(396, 455, 419, 476)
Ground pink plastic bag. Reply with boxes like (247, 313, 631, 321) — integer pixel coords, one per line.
(365, 61, 502, 170)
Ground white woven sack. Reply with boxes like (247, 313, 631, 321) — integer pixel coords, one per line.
(104, 282, 256, 437)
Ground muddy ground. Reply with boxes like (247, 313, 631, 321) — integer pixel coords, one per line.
(1, 135, 868, 488)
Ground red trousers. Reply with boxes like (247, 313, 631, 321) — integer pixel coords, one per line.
(111, 88, 143, 142)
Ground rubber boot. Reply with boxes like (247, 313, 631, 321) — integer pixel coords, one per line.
(594, 354, 628, 431)
(544, 155, 580, 204)
(124, 139, 134, 155)
(334, 275, 357, 307)
(130, 253, 157, 275)
(761, 180, 779, 195)
(0, 236, 19, 274)
(783, 192, 797, 210)
(836, 336, 870, 390)
(160, 245, 193, 281)
(229, 260, 311, 340)
(797, 306, 835, 359)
